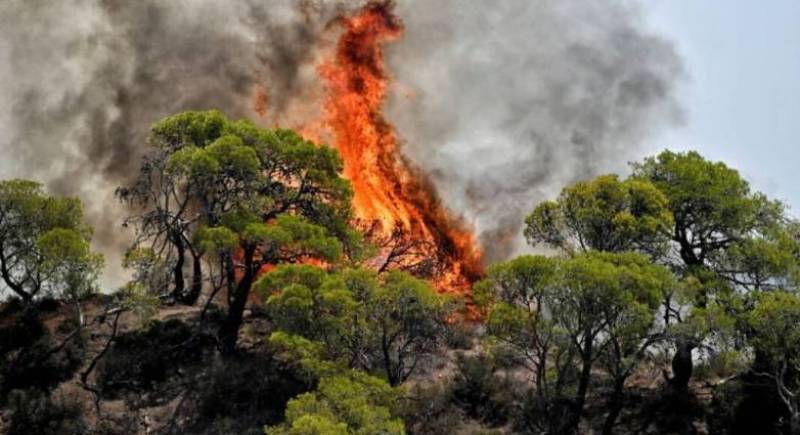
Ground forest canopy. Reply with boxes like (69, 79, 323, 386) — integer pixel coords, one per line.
(1, 112, 799, 435)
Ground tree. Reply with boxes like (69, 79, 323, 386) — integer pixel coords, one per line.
(266, 332, 404, 435)
(476, 252, 671, 434)
(748, 291, 800, 434)
(524, 174, 672, 257)
(473, 255, 573, 434)
(525, 152, 800, 397)
(121, 111, 360, 353)
(632, 150, 799, 392)
(116, 111, 225, 304)
(593, 253, 674, 435)
(0, 180, 103, 304)
(265, 373, 403, 435)
(258, 265, 451, 386)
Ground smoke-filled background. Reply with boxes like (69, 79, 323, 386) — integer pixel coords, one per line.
(387, 0, 683, 261)
(0, 0, 683, 287)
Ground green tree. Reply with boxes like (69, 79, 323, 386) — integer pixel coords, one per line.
(524, 174, 672, 256)
(265, 373, 403, 435)
(473, 255, 572, 434)
(120, 111, 360, 353)
(0, 180, 103, 304)
(632, 150, 799, 392)
(258, 265, 451, 386)
(748, 291, 800, 434)
(476, 252, 671, 434)
(116, 111, 228, 303)
(266, 331, 404, 435)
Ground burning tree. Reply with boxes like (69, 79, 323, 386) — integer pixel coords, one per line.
(278, 1, 484, 296)
(120, 110, 360, 353)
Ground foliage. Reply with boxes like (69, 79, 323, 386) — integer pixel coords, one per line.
(260, 265, 452, 386)
(121, 247, 171, 298)
(631, 150, 800, 395)
(449, 353, 516, 426)
(265, 330, 404, 435)
(476, 251, 672, 433)
(524, 174, 672, 256)
(121, 111, 361, 351)
(1, 314, 85, 401)
(265, 373, 403, 435)
(0, 179, 103, 303)
(96, 319, 213, 401)
(183, 355, 311, 435)
(747, 291, 800, 433)
(632, 150, 795, 289)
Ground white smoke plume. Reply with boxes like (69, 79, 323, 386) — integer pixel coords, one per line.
(0, 0, 683, 287)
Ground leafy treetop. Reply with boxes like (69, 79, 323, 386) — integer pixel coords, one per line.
(0, 180, 103, 303)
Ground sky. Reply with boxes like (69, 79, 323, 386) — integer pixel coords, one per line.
(642, 0, 800, 215)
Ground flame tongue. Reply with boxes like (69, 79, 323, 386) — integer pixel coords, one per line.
(318, 3, 406, 231)
(318, 1, 484, 297)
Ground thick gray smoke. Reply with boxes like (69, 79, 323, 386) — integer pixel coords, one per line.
(387, 0, 684, 261)
(0, 0, 351, 286)
(0, 0, 683, 287)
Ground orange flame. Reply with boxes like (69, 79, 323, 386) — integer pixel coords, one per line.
(317, 1, 483, 297)
(255, 1, 484, 301)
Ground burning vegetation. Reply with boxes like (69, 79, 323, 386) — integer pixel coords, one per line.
(260, 1, 485, 297)
(6, 1, 800, 435)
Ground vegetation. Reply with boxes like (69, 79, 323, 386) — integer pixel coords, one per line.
(0, 179, 103, 304)
(476, 252, 673, 433)
(2, 112, 799, 434)
(260, 265, 451, 386)
(118, 110, 359, 353)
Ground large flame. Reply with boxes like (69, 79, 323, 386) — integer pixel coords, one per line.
(258, 1, 484, 298)
(318, 2, 483, 296)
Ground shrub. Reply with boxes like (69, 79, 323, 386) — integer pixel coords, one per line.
(6, 388, 86, 435)
(401, 382, 463, 435)
(183, 355, 310, 434)
(450, 353, 515, 427)
(96, 318, 211, 400)
(1, 317, 85, 400)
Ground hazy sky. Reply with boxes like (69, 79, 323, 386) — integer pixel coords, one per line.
(643, 0, 800, 215)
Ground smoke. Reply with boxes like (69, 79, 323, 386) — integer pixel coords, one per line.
(0, 0, 683, 286)
(386, 0, 684, 261)
(0, 0, 354, 287)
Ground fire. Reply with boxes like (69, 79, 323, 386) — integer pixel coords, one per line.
(258, 1, 484, 299)
(318, 1, 483, 296)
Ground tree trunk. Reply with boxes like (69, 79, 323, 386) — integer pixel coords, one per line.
(602, 377, 626, 435)
(180, 252, 203, 305)
(569, 334, 594, 434)
(671, 339, 694, 393)
(171, 231, 186, 302)
(381, 333, 397, 386)
(219, 248, 255, 355)
(0, 248, 33, 303)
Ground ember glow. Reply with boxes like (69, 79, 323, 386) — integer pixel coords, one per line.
(260, 1, 484, 298)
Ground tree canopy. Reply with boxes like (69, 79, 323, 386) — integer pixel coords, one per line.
(119, 110, 360, 352)
(524, 174, 673, 256)
(476, 252, 673, 433)
(0, 180, 103, 303)
(259, 265, 451, 386)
